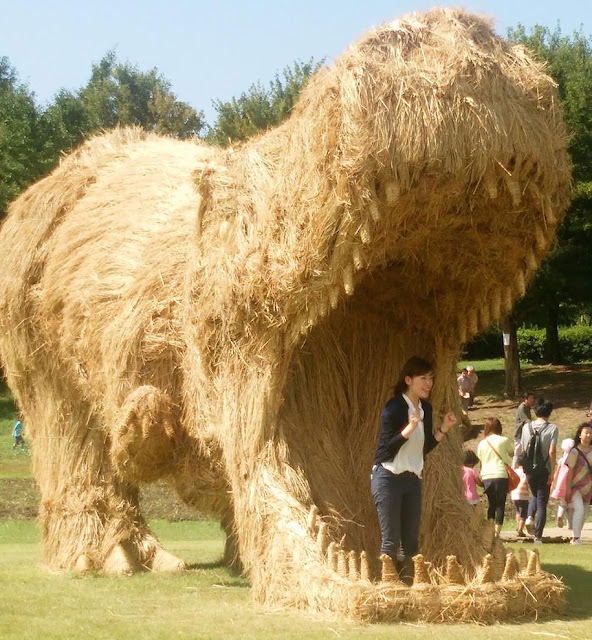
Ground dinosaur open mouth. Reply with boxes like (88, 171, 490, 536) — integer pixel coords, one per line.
(277, 152, 565, 564)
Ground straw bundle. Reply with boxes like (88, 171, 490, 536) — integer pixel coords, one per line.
(0, 7, 569, 622)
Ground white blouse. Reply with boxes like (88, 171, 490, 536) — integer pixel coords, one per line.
(382, 394, 426, 478)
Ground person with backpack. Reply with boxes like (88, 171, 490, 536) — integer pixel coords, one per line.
(519, 397, 558, 543)
(564, 423, 592, 545)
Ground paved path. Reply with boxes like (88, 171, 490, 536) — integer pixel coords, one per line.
(501, 521, 592, 543)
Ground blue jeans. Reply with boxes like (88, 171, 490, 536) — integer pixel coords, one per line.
(527, 473, 550, 538)
(371, 465, 422, 575)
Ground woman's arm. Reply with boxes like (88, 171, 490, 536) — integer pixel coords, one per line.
(434, 412, 457, 442)
(564, 467, 574, 503)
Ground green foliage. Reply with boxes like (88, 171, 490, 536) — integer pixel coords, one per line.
(207, 58, 323, 146)
(506, 26, 592, 361)
(41, 51, 205, 158)
(0, 58, 48, 217)
(517, 325, 592, 363)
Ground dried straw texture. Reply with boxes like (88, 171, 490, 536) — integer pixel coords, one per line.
(0, 7, 569, 621)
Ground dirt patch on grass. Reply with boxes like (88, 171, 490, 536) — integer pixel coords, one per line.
(0, 478, 205, 521)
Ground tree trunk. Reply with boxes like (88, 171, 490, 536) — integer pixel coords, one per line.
(544, 301, 561, 364)
(502, 315, 521, 397)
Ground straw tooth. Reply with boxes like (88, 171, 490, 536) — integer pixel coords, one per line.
(368, 200, 381, 221)
(534, 549, 542, 574)
(307, 300, 319, 326)
(514, 269, 526, 297)
(504, 175, 521, 206)
(480, 554, 494, 584)
(359, 220, 371, 244)
(490, 288, 502, 322)
(445, 555, 465, 585)
(482, 518, 495, 552)
(317, 522, 329, 554)
(467, 308, 479, 336)
(479, 303, 490, 329)
(458, 314, 467, 344)
(492, 538, 506, 581)
(483, 170, 498, 199)
(502, 551, 518, 581)
(318, 295, 329, 318)
(352, 244, 364, 271)
(543, 194, 557, 224)
(327, 542, 339, 573)
(307, 505, 319, 534)
(343, 264, 355, 295)
(526, 247, 538, 273)
(535, 224, 547, 251)
(337, 549, 348, 578)
(360, 551, 370, 582)
(526, 550, 538, 576)
(329, 286, 340, 309)
(380, 553, 401, 583)
(348, 550, 360, 580)
(385, 181, 400, 205)
(412, 554, 430, 585)
(502, 286, 514, 313)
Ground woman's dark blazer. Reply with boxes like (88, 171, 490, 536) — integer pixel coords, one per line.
(373, 394, 439, 466)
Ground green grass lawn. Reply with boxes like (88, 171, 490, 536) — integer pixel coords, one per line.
(0, 519, 591, 639)
(2, 364, 592, 637)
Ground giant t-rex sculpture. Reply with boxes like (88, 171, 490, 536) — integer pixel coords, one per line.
(0, 8, 570, 622)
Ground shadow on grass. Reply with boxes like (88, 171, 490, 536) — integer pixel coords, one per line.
(188, 559, 227, 570)
(545, 562, 592, 618)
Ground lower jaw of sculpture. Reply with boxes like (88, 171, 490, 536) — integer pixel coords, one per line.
(261, 508, 565, 623)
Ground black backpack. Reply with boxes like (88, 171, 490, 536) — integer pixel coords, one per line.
(520, 422, 548, 477)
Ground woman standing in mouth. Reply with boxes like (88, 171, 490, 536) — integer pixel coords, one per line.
(371, 356, 457, 580)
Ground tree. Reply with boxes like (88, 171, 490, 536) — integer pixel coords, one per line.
(207, 58, 323, 146)
(41, 51, 205, 158)
(0, 58, 46, 217)
(507, 26, 592, 364)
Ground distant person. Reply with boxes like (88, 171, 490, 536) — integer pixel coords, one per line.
(477, 417, 513, 537)
(12, 419, 24, 451)
(550, 438, 575, 528)
(462, 449, 482, 506)
(457, 368, 472, 413)
(513, 391, 535, 467)
(564, 423, 592, 545)
(519, 397, 558, 544)
(466, 365, 478, 409)
(510, 463, 530, 537)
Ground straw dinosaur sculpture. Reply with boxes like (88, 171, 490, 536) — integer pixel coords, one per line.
(0, 9, 570, 622)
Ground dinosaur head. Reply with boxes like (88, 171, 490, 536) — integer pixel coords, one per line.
(194, 8, 570, 357)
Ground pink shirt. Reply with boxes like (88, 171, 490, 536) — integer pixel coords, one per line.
(462, 466, 480, 503)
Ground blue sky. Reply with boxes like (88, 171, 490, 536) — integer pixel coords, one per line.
(3, 1, 591, 126)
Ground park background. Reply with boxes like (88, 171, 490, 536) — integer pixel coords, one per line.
(2, 2, 592, 638)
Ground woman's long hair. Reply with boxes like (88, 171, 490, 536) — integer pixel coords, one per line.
(393, 356, 433, 395)
(573, 422, 592, 447)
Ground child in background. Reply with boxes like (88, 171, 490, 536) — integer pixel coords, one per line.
(511, 463, 530, 536)
(11, 419, 24, 451)
(462, 449, 482, 506)
(551, 438, 575, 528)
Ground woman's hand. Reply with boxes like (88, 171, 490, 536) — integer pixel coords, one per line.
(401, 409, 420, 439)
(440, 412, 457, 433)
